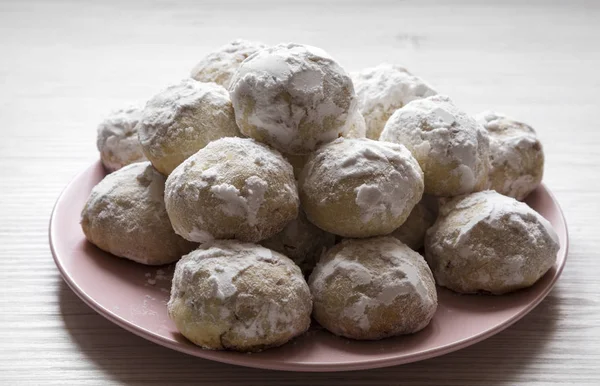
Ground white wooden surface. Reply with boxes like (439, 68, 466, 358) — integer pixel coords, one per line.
(1, 0, 599, 384)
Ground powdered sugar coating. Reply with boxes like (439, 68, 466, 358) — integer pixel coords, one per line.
(96, 106, 147, 172)
(352, 63, 437, 139)
(380, 95, 491, 197)
(230, 43, 358, 155)
(190, 39, 266, 88)
(164, 137, 299, 243)
(168, 240, 312, 352)
(299, 138, 424, 238)
(475, 111, 544, 200)
(80, 162, 196, 265)
(309, 237, 437, 340)
(260, 210, 336, 276)
(137, 79, 240, 175)
(425, 190, 559, 294)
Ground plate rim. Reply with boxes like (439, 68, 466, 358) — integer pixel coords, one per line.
(49, 161, 569, 372)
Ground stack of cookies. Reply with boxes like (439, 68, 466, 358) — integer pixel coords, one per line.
(83, 39, 559, 351)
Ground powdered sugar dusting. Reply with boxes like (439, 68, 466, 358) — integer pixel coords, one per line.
(168, 240, 311, 344)
(475, 110, 544, 200)
(80, 162, 196, 265)
(137, 78, 239, 175)
(208, 262, 246, 300)
(354, 169, 409, 222)
(303, 138, 423, 226)
(205, 176, 268, 226)
(448, 190, 537, 242)
(230, 43, 358, 154)
(145, 267, 173, 287)
(164, 137, 298, 243)
(96, 106, 146, 172)
(190, 39, 266, 88)
(309, 237, 437, 335)
(426, 190, 560, 294)
(173, 242, 269, 301)
(476, 111, 539, 170)
(380, 95, 490, 196)
(454, 191, 558, 244)
(242, 176, 268, 226)
(352, 63, 437, 139)
(211, 183, 247, 218)
(140, 79, 226, 130)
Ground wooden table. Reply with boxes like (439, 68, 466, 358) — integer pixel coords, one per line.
(1, 0, 599, 384)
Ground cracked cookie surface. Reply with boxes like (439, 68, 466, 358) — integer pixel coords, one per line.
(168, 240, 312, 352)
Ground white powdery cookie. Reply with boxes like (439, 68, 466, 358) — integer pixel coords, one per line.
(299, 138, 424, 238)
(168, 240, 312, 352)
(137, 79, 240, 175)
(164, 137, 299, 243)
(380, 95, 491, 197)
(475, 111, 544, 200)
(96, 106, 147, 172)
(352, 63, 437, 139)
(309, 237, 438, 340)
(80, 162, 196, 265)
(230, 43, 358, 155)
(190, 39, 266, 89)
(425, 190, 560, 295)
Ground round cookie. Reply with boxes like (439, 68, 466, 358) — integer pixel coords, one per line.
(352, 63, 437, 139)
(80, 162, 197, 265)
(164, 137, 299, 243)
(475, 111, 544, 200)
(299, 137, 424, 238)
(425, 190, 560, 295)
(229, 43, 358, 155)
(380, 95, 491, 197)
(309, 237, 438, 340)
(190, 39, 266, 89)
(260, 210, 336, 277)
(96, 106, 146, 172)
(168, 240, 312, 352)
(391, 195, 438, 251)
(137, 79, 240, 175)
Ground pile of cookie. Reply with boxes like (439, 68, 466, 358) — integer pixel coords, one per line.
(82, 40, 559, 352)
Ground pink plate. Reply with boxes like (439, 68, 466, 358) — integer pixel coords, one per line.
(50, 161, 568, 372)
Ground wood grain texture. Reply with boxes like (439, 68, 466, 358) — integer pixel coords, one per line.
(1, 0, 599, 384)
